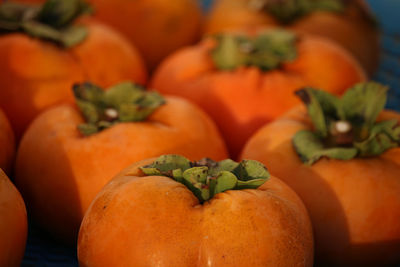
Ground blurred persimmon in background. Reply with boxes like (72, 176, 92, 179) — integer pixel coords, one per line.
(205, 0, 380, 76)
(88, 0, 203, 71)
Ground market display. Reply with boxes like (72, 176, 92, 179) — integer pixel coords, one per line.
(0, 0, 398, 266)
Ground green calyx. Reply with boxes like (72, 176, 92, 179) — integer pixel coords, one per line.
(140, 155, 270, 203)
(293, 82, 400, 165)
(211, 29, 297, 71)
(248, 0, 345, 24)
(0, 0, 91, 47)
(73, 82, 165, 136)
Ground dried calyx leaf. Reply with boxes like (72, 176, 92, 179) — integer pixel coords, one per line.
(248, 0, 345, 24)
(211, 29, 297, 71)
(0, 0, 91, 47)
(74, 82, 165, 136)
(293, 82, 400, 165)
(140, 155, 270, 203)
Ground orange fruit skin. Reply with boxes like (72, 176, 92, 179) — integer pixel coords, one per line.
(0, 19, 147, 141)
(240, 107, 400, 266)
(78, 158, 314, 267)
(0, 169, 28, 267)
(0, 109, 15, 175)
(87, 0, 203, 70)
(205, 0, 380, 76)
(151, 34, 366, 158)
(15, 96, 228, 244)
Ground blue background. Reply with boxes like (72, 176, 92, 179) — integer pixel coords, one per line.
(22, 0, 400, 266)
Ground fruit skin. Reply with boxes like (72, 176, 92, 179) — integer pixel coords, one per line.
(0, 169, 28, 267)
(88, 0, 202, 70)
(240, 106, 400, 266)
(0, 19, 147, 140)
(205, 0, 380, 76)
(78, 158, 314, 267)
(0, 109, 15, 175)
(151, 33, 366, 158)
(15, 96, 228, 244)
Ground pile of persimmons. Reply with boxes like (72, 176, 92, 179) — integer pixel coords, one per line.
(1, 0, 399, 266)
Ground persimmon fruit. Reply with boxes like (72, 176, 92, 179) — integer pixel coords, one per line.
(151, 29, 366, 157)
(87, 0, 203, 71)
(241, 82, 400, 265)
(205, 0, 380, 76)
(0, 0, 147, 139)
(0, 169, 27, 267)
(15, 82, 228, 244)
(78, 155, 314, 267)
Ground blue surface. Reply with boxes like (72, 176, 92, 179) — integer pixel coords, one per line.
(22, 0, 400, 266)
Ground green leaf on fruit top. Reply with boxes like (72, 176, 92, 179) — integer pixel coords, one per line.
(140, 155, 270, 203)
(211, 29, 297, 71)
(293, 82, 400, 165)
(0, 0, 91, 47)
(248, 0, 345, 24)
(73, 82, 165, 136)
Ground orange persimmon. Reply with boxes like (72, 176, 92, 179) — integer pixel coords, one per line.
(205, 0, 379, 76)
(241, 82, 400, 265)
(0, 169, 28, 267)
(15, 82, 228, 244)
(78, 155, 313, 267)
(151, 28, 365, 158)
(88, 0, 202, 70)
(0, 109, 15, 175)
(19, 0, 203, 70)
(0, 0, 147, 140)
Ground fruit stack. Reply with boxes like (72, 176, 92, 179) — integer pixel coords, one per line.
(0, 0, 399, 266)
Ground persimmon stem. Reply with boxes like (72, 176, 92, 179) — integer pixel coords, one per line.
(0, 0, 91, 47)
(140, 155, 270, 203)
(293, 82, 400, 165)
(74, 82, 165, 136)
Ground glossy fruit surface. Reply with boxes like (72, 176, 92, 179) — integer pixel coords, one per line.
(78, 157, 313, 267)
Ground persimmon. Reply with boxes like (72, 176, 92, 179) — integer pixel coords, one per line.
(0, 109, 15, 175)
(78, 155, 313, 266)
(241, 82, 400, 265)
(88, 0, 203, 70)
(205, 0, 379, 76)
(151, 29, 365, 158)
(0, 169, 28, 267)
(0, 0, 147, 140)
(15, 82, 228, 244)
(20, 0, 203, 70)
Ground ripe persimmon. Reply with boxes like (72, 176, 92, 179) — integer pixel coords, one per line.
(0, 109, 15, 175)
(78, 155, 313, 267)
(0, 0, 147, 140)
(0, 169, 27, 267)
(20, 0, 203, 70)
(205, 0, 379, 76)
(241, 82, 400, 265)
(87, 0, 203, 70)
(15, 82, 228, 244)
(151, 29, 365, 158)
